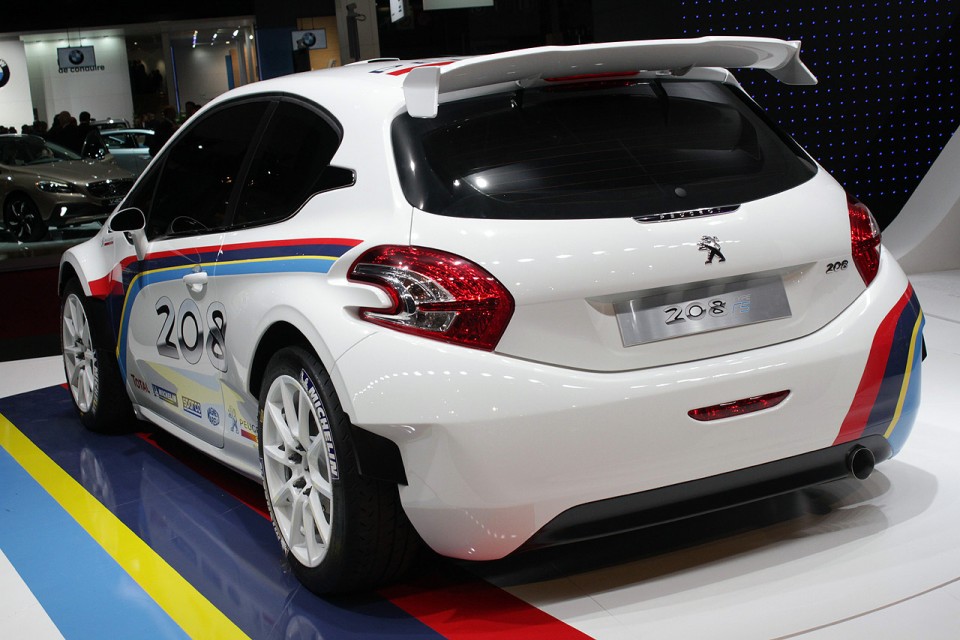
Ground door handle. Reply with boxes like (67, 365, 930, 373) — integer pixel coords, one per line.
(182, 271, 208, 292)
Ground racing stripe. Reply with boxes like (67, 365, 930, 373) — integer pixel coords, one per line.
(833, 285, 923, 448)
(112, 238, 360, 378)
(0, 411, 248, 639)
(884, 310, 925, 454)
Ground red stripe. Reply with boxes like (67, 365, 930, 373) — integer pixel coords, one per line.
(387, 61, 455, 76)
(135, 431, 271, 520)
(216, 237, 363, 253)
(833, 284, 913, 444)
(144, 237, 362, 262)
(379, 570, 593, 640)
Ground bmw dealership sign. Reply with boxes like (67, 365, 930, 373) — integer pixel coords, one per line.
(57, 45, 104, 73)
(0, 59, 9, 88)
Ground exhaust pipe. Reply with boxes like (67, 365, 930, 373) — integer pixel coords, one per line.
(847, 446, 876, 480)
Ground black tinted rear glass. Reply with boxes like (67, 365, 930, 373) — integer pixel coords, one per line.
(392, 80, 816, 219)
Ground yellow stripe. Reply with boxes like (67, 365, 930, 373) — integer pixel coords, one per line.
(884, 310, 924, 438)
(0, 412, 249, 639)
(216, 254, 339, 267)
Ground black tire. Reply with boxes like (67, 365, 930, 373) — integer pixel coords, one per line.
(257, 346, 421, 594)
(60, 279, 134, 433)
(3, 193, 47, 242)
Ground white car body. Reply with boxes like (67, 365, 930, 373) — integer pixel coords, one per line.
(60, 37, 924, 574)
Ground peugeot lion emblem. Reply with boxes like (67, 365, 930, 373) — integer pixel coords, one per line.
(697, 235, 726, 264)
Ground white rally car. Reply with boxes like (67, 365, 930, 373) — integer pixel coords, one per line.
(59, 37, 925, 594)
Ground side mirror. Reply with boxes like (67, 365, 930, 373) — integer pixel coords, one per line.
(108, 208, 148, 260)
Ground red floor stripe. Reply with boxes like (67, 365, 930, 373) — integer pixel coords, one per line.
(135, 431, 271, 520)
(379, 570, 594, 640)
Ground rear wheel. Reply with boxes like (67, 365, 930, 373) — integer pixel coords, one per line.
(60, 279, 133, 433)
(258, 346, 421, 594)
(3, 194, 47, 242)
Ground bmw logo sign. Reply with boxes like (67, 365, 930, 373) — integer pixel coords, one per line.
(302, 32, 317, 48)
(68, 49, 85, 65)
(0, 59, 9, 88)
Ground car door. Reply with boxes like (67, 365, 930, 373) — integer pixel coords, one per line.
(120, 100, 271, 447)
(212, 97, 352, 448)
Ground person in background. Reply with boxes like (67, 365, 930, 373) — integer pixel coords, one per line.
(184, 101, 201, 120)
(148, 106, 177, 156)
(50, 111, 80, 151)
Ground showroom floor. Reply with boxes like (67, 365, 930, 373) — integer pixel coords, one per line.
(1, 270, 958, 640)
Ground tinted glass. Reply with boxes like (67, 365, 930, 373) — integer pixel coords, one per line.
(233, 101, 342, 228)
(0, 135, 81, 165)
(146, 101, 267, 239)
(392, 81, 816, 219)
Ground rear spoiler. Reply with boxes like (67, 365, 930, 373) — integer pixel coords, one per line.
(404, 36, 816, 118)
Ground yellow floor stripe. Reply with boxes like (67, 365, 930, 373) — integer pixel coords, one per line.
(0, 412, 249, 640)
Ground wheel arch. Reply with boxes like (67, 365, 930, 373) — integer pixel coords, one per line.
(249, 321, 407, 487)
(59, 261, 80, 296)
(248, 321, 313, 399)
(2, 189, 35, 208)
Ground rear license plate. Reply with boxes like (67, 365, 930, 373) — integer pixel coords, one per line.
(615, 275, 792, 346)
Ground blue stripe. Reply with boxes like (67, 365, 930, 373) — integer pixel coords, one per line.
(0, 446, 189, 639)
(214, 257, 337, 276)
(887, 313, 925, 455)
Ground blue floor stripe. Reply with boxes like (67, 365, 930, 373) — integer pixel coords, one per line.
(0, 387, 445, 639)
(0, 445, 189, 640)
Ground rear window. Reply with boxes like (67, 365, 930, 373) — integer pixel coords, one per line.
(392, 80, 816, 219)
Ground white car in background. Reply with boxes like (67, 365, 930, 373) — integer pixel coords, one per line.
(58, 37, 925, 594)
(98, 128, 156, 175)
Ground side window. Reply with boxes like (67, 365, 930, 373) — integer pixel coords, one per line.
(146, 101, 268, 239)
(122, 165, 159, 219)
(233, 101, 345, 228)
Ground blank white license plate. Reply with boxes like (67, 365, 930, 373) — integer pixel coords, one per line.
(615, 275, 792, 346)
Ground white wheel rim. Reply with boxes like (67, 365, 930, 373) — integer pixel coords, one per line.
(62, 293, 97, 413)
(262, 374, 334, 567)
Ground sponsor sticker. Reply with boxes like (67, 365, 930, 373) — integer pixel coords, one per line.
(182, 396, 202, 419)
(207, 407, 220, 426)
(228, 406, 258, 443)
(152, 384, 178, 407)
(129, 374, 149, 393)
(300, 368, 339, 480)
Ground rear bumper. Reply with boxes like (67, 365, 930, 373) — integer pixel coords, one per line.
(332, 254, 922, 560)
(521, 435, 890, 551)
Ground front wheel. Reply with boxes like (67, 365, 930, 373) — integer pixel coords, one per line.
(3, 194, 47, 242)
(258, 346, 421, 594)
(61, 279, 133, 433)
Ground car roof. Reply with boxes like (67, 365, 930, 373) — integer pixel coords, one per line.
(101, 129, 154, 135)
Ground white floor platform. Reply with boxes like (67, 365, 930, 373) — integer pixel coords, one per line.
(2, 270, 958, 639)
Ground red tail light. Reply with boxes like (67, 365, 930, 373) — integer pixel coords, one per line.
(349, 246, 515, 351)
(847, 195, 881, 286)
